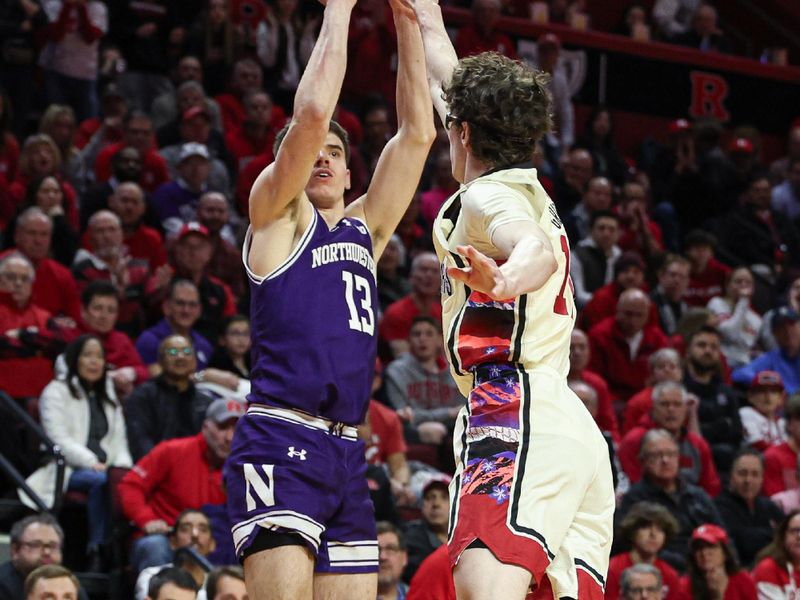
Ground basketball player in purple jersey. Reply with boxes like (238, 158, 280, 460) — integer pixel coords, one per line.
(224, 0, 434, 597)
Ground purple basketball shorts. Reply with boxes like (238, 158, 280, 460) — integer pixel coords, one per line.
(224, 404, 378, 573)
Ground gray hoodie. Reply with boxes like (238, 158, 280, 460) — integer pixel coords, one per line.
(385, 353, 465, 424)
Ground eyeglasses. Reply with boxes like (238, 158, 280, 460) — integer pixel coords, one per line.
(0, 272, 33, 284)
(445, 113, 462, 130)
(172, 299, 200, 308)
(644, 450, 679, 462)
(379, 544, 403, 555)
(625, 586, 662, 598)
(165, 347, 193, 357)
(19, 540, 61, 552)
(787, 527, 800, 537)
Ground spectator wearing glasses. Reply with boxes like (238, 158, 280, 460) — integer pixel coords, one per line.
(619, 563, 663, 600)
(377, 521, 409, 599)
(124, 334, 214, 461)
(0, 514, 88, 600)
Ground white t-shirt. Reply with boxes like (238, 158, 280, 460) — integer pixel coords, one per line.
(40, 0, 107, 81)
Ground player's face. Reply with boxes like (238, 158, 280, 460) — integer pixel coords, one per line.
(305, 132, 350, 208)
(632, 523, 665, 557)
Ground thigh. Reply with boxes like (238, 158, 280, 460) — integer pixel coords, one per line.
(453, 548, 532, 600)
(225, 413, 344, 560)
(68, 468, 107, 491)
(244, 544, 314, 600)
(313, 572, 377, 600)
(315, 440, 378, 575)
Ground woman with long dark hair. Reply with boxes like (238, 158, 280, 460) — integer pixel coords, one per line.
(680, 524, 755, 600)
(575, 106, 629, 186)
(20, 334, 132, 570)
(753, 510, 800, 598)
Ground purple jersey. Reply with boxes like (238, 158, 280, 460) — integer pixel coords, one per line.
(243, 210, 377, 425)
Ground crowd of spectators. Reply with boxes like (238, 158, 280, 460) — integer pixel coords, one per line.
(0, 0, 799, 598)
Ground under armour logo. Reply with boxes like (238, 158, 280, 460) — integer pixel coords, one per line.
(287, 446, 307, 460)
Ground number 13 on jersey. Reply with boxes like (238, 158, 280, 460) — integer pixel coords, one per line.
(342, 271, 375, 335)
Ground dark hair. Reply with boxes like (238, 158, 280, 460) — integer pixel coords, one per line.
(10, 513, 64, 546)
(173, 508, 209, 533)
(376, 520, 407, 550)
(683, 229, 717, 251)
(731, 447, 764, 468)
(687, 536, 740, 599)
(273, 119, 351, 165)
(442, 51, 552, 167)
(589, 209, 620, 228)
(167, 278, 199, 302)
(148, 566, 199, 598)
(223, 314, 249, 333)
(686, 325, 721, 347)
(81, 280, 119, 308)
(62, 334, 110, 399)
(617, 501, 680, 546)
(584, 105, 614, 145)
(123, 109, 151, 129)
(784, 393, 800, 422)
(24, 565, 79, 598)
(0, 86, 12, 143)
(24, 175, 64, 210)
(410, 315, 442, 333)
(205, 566, 245, 599)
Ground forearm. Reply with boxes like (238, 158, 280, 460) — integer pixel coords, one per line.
(498, 235, 557, 298)
(387, 453, 410, 485)
(394, 9, 435, 144)
(293, 1, 353, 125)
(414, 1, 457, 125)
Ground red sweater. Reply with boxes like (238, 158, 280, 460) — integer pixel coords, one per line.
(124, 225, 167, 271)
(365, 400, 407, 466)
(678, 570, 756, 600)
(623, 387, 654, 435)
(9, 255, 82, 320)
(587, 317, 669, 402)
(118, 433, 226, 530)
(618, 417, 721, 497)
(763, 442, 798, 496)
(94, 143, 169, 193)
(64, 325, 148, 384)
(752, 556, 800, 599)
(379, 295, 443, 343)
(578, 282, 659, 332)
(685, 258, 731, 307)
(7, 174, 79, 230)
(407, 545, 456, 600)
(605, 553, 683, 600)
(0, 293, 57, 398)
(578, 369, 620, 443)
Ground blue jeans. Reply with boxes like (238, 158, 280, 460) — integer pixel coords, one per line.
(130, 534, 174, 574)
(67, 468, 108, 549)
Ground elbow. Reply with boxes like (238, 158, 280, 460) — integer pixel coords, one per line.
(399, 119, 437, 148)
(292, 100, 330, 131)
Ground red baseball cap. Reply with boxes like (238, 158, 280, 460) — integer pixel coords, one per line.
(177, 221, 210, 241)
(751, 370, 784, 391)
(422, 474, 452, 496)
(182, 105, 211, 122)
(729, 137, 754, 154)
(691, 524, 729, 545)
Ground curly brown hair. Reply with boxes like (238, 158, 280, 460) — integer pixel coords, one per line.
(442, 51, 553, 168)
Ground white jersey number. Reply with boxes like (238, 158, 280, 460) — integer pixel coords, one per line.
(342, 271, 375, 335)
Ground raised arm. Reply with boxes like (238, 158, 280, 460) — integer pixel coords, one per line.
(248, 0, 355, 229)
(352, 0, 436, 258)
(411, 0, 458, 126)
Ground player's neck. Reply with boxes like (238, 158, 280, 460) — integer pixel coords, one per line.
(317, 203, 346, 229)
(463, 154, 495, 183)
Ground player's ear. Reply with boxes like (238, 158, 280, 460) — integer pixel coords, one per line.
(460, 122, 471, 151)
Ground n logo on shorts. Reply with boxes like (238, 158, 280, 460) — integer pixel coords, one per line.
(243, 463, 276, 511)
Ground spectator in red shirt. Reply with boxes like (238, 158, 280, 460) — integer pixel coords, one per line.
(606, 502, 682, 600)
(684, 230, 731, 308)
(107, 181, 167, 271)
(9, 207, 80, 321)
(568, 328, 619, 441)
(454, 0, 517, 59)
(623, 348, 683, 435)
(93, 111, 170, 193)
(74, 83, 127, 150)
(146, 222, 236, 342)
(0, 253, 64, 400)
(380, 252, 442, 359)
(214, 58, 264, 134)
(68, 280, 148, 395)
(119, 397, 243, 574)
(588, 288, 670, 404)
(224, 91, 284, 175)
(579, 252, 656, 333)
(679, 524, 757, 600)
(617, 181, 664, 264)
(196, 192, 245, 301)
(763, 395, 800, 497)
(407, 545, 456, 600)
(619, 381, 721, 497)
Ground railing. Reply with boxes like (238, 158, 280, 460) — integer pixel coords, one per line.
(0, 392, 65, 514)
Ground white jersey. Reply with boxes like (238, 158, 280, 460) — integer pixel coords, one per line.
(432, 166, 575, 396)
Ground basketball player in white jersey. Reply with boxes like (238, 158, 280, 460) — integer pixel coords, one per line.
(403, 2, 615, 599)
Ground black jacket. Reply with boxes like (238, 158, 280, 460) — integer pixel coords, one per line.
(714, 488, 783, 568)
(402, 520, 443, 584)
(124, 376, 213, 461)
(684, 373, 743, 451)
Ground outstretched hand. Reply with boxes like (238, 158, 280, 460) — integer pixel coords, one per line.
(389, 0, 417, 20)
(447, 245, 512, 300)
